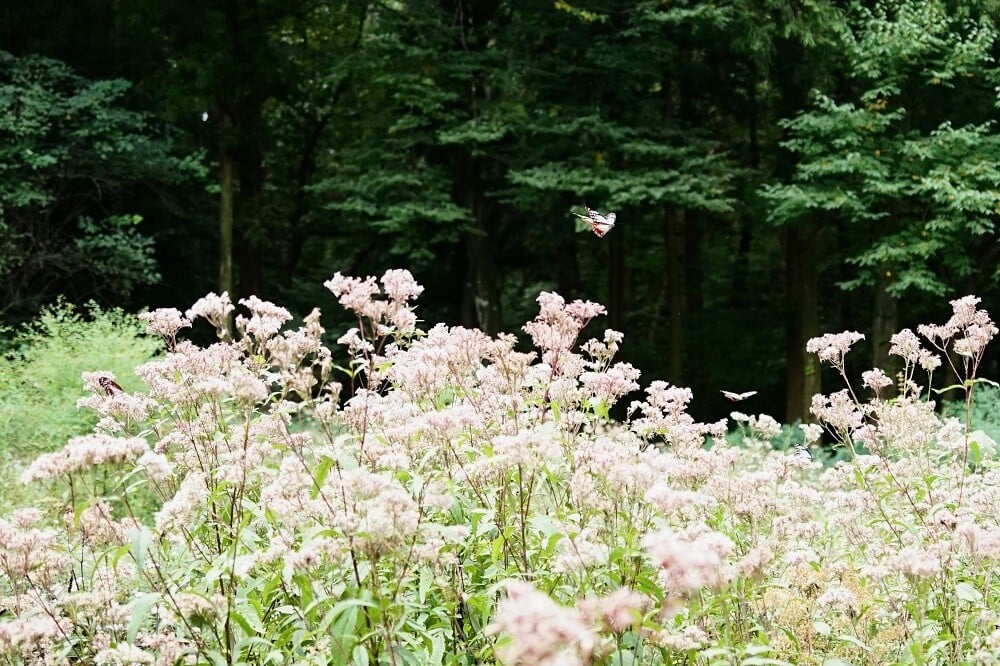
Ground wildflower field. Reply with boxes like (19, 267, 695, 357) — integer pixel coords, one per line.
(2, 270, 1000, 665)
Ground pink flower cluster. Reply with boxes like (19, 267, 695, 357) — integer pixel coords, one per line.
(324, 269, 423, 334)
(523, 292, 605, 359)
(12, 269, 1000, 665)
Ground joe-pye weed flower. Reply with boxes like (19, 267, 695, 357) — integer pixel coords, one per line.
(5, 275, 1000, 665)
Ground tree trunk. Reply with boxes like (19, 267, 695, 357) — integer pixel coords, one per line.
(872, 270, 899, 372)
(608, 225, 626, 333)
(666, 204, 686, 385)
(462, 223, 502, 335)
(785, 226, 820, 423)
(219, 142, 235, 297)
(456, 156, 502, 335)
(235, 136, 263, 297)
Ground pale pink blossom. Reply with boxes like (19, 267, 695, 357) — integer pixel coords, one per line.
(888, 545, 943, 579)
(323, 468, 420, 556)
(580, 362, 640, 404)
(955, 323, 997, 358)
(919, 296, 998, 361)
(645, 483, 707, 514)
(486, 580, 595, 666)
(21, 434, 149, 483)
(806, 331, 865, 367)
(237, 295, 292, 341)
(186, 291, 234, 337)
(580, 329, 624, 362)
(730, 412, 782, 439)
(155, 472, 209, 536)
(552, 528, 610, 573)
(866, 397, 940, 455)
(862, 368, 892, 392)
(70, 500, 135, 546)
(324, 272, 383, 320)
(95, 644, 154, 665)
(138, 307, 191, 347)
(0, 509, 70, 588)
(799, 423, 824, 444)
(137, 450, 174, 483)
(654, 626, 709, 651)
(381, 268, 424, 302)
(642, 527, 731, 595)
(228, 366, 270, 404)
(889, 328, 922, 362)
(956, 521, 1000, 560)
(337, 327, 374, 354)
(782, 547, 818, 566)
(810, 389, 865, 435)
(629, 381, 724, 447)
(0, 615, 72, 657)
(577, 588, 645, 632)
(738, 545, 773, 578)
(523, 292, 606, 355)
(817, 584, 858, 612)
(918, 348, 942, 371)
(134, 341, 242, 405)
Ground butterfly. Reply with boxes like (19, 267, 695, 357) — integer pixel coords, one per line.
(98, 376, 124, 396)
(573, 207, 617, 238)
(721, 390, 757, 401)
(791, 444, 813, 460)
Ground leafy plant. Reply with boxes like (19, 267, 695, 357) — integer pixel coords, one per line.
(0, 300, 160, 459)
(2, 275, 1000, 665)
(0, 50, 204, 322)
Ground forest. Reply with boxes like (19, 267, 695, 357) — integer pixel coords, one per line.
(6, 2, 1000, 664)
(3, 0, 998, 423)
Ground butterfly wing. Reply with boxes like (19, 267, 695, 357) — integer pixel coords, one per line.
(721, 390, 757, 401)
(99, 376, 124, 396)
(589, 220, 612, 237)
(586, 208, 616, 237)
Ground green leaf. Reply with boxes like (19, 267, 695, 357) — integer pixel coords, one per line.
(126, 593, 161, 644)
(955, 581, 982, 603)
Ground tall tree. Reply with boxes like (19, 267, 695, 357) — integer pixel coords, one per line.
(765, 0, 1000, 414)
(0, 52, 201, 322)
(120, 0, 312, 299)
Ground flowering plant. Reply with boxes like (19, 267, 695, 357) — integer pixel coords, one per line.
(2, 274, 999, 665)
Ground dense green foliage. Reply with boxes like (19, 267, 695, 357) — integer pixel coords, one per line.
(0, 302, 161, 513)
(0, 302, 160, 456)
(2, 0, 999, 420)
(0, 53, 204, 321)
(765, 0, 1000, 297)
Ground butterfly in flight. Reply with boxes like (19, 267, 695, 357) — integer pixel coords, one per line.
(98, 376, 124, 396)
(721, 390, 757, 402)
(792, 444, 813, 460)
(573, 207, 617, 238)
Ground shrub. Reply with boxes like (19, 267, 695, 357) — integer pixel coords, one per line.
(0, 302, 160, 514)
(0, 301, 160, 458)
(942, 384, 1000, 451)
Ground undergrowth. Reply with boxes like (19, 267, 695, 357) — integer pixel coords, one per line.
(1, 275, 998, 665)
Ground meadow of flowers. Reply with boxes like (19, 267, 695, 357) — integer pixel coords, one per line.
(1, 269, 999, 665)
